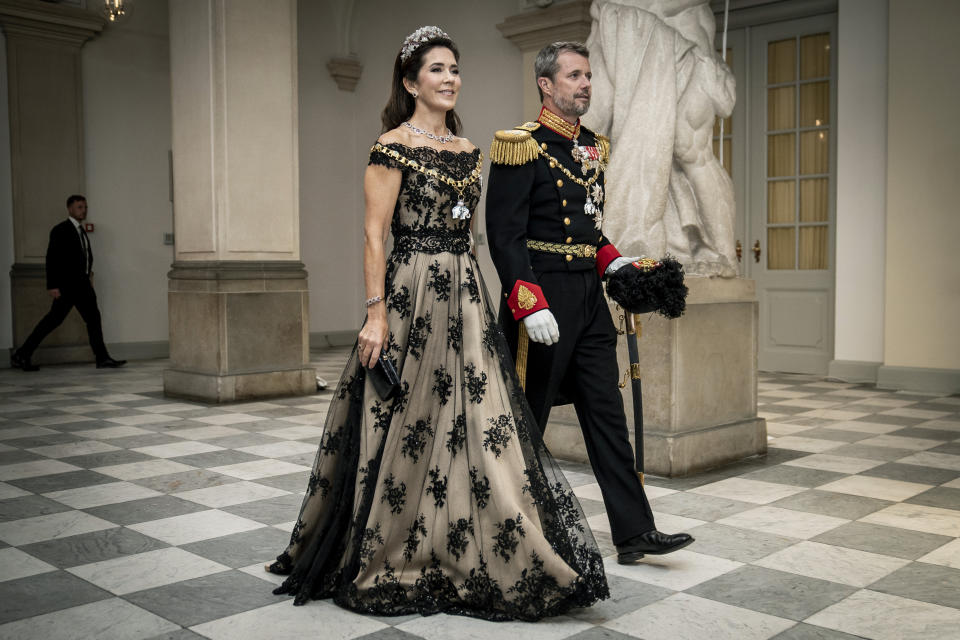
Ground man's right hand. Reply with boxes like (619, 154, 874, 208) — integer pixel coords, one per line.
(48, 289, 60, 299)
(523, 309, 559, 345)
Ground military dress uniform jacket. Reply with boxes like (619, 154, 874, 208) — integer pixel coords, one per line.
(485, 116, 621, 322)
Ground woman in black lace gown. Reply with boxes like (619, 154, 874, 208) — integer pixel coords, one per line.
(266, 26, 608, 621)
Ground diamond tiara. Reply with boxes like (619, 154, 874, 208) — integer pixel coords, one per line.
(400, 25, 450, 63)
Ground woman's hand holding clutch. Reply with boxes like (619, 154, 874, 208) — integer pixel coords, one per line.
(359, 311, 389, 369)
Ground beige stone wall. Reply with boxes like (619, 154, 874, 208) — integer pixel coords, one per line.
(884, 0, 960, 370)
(0, 30, 12, 349)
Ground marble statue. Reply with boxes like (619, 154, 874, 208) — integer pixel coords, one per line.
(584, 0, 738, 277)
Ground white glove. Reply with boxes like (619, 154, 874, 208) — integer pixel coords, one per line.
(606, 256, 640, 276)
(523, 309, 560, 345)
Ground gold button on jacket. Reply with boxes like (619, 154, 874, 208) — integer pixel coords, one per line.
(563, 217, 571, 225)
(556, 179, 563, 188)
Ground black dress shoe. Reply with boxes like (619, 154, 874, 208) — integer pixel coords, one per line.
(616, 530, 694, 564)
(10, 350, 39, 372)
(96, 357, 127, 368)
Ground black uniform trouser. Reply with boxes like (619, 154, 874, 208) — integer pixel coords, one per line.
(523, 269, 655, 545)
(20, 281, 108, 361)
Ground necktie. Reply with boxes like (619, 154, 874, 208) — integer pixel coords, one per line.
(78, 226, 91, 274)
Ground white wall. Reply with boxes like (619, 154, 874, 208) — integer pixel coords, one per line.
(81, 0, 172, 347)
(298, 0, 525, 336)
(833, 0, 887, 365)
(884, 0, 960, 371)
(0, 31, 12, 352)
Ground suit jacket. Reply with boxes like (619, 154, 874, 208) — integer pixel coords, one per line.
(45, 219, 92, 291)
(485, 113, 621, 322)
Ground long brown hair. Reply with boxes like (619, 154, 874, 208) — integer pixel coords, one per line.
(381, 36, 462, 135)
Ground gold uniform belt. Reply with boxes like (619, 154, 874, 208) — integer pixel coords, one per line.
(526, 239, 597, 258)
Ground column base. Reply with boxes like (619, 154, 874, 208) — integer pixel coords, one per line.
(10, 263, 95, 364)
(544, 276, 767, 477)
(165, 261, 316, 403)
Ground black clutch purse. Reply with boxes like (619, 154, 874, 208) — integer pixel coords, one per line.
(367, 354, 400, 400)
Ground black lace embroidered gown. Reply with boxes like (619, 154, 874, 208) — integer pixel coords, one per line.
(270, 142, 608, 621)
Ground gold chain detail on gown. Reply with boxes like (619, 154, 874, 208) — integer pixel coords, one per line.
(371, 143, 483, 197)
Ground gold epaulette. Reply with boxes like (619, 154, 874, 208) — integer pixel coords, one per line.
(595, 133, 611, 165)
(490, 124, 541, 166)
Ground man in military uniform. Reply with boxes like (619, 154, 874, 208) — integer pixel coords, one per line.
(485, 42, 692, 563)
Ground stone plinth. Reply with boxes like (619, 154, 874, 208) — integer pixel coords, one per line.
(164, 262, 315, 403)
(543, 276, 766, 476)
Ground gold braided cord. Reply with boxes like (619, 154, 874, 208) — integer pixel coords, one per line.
(370, 143, 483, 191)
(526, 239, 597, 258)
(538, 146, 601, 189)
(515, 323, 529, 389)
(595, 133, 611, 165)
(490, 130, 541, 166)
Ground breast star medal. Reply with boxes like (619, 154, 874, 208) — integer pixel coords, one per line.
(590, 183, 605, 229)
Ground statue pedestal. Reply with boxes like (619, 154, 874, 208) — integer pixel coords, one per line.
(543, 276, 766, 477)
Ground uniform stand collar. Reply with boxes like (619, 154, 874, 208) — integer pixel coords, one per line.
(537, 106, 580, 140)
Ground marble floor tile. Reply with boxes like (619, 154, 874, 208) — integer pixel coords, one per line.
(0, 596, 179, 640)
(0, 570, 111, 624)
(896, 451, 960, 471)
(219, 402, 285, 413)
(0, 482, 29, 500)
(125, 569, 280, 627)
(220, 493, 305, 525)
(855, 434, 942, 451)
(861, 461, 960, 485)
(93, 393, 152, 403)
(257, 425, 326, 440)
(773, 398, 838, 409)
(58, 403, 123, 414)
(209, 459, 312, 480)
(192, 413, 267, 426)
(795, 409, 873, 421)
(683, 522, 797, 563)
(717, 506, 847, 539)
(945, 477, 960, 488)
(0, 547, 56, 582)
(906, 486, 960, 510)
(769, 623, 875, 640)
(783, 453, 885, 474)
(811, 521, 953, 561)
(740, 465, 846, 488)
(861, 502, 960, 536)
(106, 414, 184, 426)
(180, 526, 292, 568)
(68, 546, 229, 595)
(133, 469, 239, 494)
(847, 397, 919, 408)
(766, 422, 818, 437)
(767, 437, 844, 454)
(275, 413, 326, 425)
(755, 540, 909, 587)
(805, 589, 960, 640)
(565, 574, 673, 626)
(191, 600, 388, 640)
(94, 459, 198, 480)
(0, 510, 116, 545)
(173, 480, 290, 508)
(816, 475, 932, 501)
(686, 565, 856, 621)
(130, 509, 265, 545)
(0, 459, 80, 481)
(689, 478, 806, 504)
(880, 407, 953, 420)
(136, 403, 205, 413)
(0, 405, 45, 416)
(133, 441, 225, 459)
(603, 549, 741, 591)
(235, 440, 320, 458)
(917, 538, 960, 569)
(165, 426, 248, 441)
(71, 425, 152, 440)
(867, 562, 960, 609)
(771, 489, 892, 520)
(43, 481, 162, 509)
(6, 469, 116, 494)
(399, 611, 590, 640)
(649, 492, 754, 522)
(603, 592, 795, 640)
(20, 526, 169, 568)
(21, 414, 96, 426)
(84, 494, 208, 526)
(0, 494, 72, 522)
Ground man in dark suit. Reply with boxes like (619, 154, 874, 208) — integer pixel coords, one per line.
(485, 42, 692, 564)
(10, 195, 125, 371)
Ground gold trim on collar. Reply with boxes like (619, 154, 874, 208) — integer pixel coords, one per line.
(537, 107, 580, 140)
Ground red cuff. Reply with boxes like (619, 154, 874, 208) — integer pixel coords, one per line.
(507, 280, 549, 321)
(596, 244, 622, 276)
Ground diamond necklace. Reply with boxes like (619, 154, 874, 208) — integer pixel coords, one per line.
(402, 120, 455, 144)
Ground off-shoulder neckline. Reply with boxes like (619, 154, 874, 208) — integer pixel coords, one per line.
(374, 140, 480, 157)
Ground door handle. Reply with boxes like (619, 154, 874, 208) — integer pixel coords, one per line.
(753, 240, 761, 263)
(736, 240, 742, 262)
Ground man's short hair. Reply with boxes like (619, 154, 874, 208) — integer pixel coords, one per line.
(534, 41, 590, 101)
(66, 195, 86, 207)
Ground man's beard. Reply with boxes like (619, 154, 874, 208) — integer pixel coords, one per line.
(555, 91, 590, 117)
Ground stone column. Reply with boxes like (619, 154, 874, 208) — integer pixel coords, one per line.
(0, 0, 104, 364)
(164, 0, 315, 402)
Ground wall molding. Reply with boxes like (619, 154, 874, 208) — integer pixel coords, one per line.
(877, 365, 960, 395)
(827, 359, 881, 384)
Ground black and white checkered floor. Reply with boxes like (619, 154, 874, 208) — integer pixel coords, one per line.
(1, 349, 959, 639)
